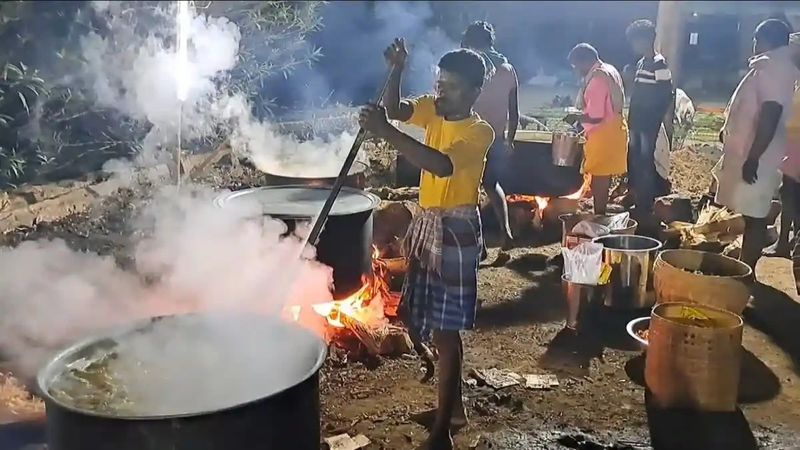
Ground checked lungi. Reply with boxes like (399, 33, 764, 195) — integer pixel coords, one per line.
(401, 206, 482, 341)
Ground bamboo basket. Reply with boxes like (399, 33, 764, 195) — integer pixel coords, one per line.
(653, 249, 751, 314)
(645, 302, 743, 412)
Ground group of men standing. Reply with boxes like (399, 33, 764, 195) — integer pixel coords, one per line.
(564, 19, 673, 227)
(357, 17, 800, 450)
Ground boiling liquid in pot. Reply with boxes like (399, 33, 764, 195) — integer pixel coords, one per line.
(49, 351, 134, 415)
(46, 315, 325, 417)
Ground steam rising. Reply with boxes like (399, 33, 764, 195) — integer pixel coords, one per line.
(81, 1, 360, 174)
(0, 185, 334, 380)
(1, 0, 348, 380)
(0, 1, 451, 387)
(91, 314, 326, 416)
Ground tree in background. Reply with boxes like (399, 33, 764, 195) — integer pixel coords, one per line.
(0, 1, 323, 188)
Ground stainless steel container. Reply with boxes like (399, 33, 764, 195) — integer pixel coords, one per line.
(559, 213, 639, 248)
(561, 274, 610, 330)
(551, 131, 583, 167)
(592, 235, 663, 310)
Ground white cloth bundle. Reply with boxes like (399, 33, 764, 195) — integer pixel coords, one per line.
(562, 242, 604, 284)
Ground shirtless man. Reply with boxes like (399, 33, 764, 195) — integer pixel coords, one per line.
(461, 21, 519, 265)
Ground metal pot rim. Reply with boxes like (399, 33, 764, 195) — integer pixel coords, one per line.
(262, 160, 368, 179)
(560, 273, 609, 288)
(591, 234, 662, 252)
(626, 316, 650, 349)
(36, 313, 327, 421)
(213, 184, 381, 217)
(650, 302, 744, 329)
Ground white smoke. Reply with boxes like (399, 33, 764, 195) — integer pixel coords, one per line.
(0, 184, 334, 380)
(0, 2, 374, 385)
(212, 94, 360, 177)
(373, 1, 457, 94)
(80, 1, 360, 175)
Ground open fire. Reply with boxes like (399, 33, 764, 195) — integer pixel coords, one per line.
(311, 246, 399, 330)
(505, 175, 592, 232)
(285, 245, 405, 358)
(507, 174, 591, 212)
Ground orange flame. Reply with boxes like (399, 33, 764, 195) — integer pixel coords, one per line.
(308, 246, 397, 333)
(507, 174, 591, 207)
(563, 174, 592, 200)
(506, 194, 550, 211)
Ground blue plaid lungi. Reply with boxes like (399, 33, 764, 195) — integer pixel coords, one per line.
(401, 207, 482, 340)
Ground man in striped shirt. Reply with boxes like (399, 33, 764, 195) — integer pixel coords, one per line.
(626, 19, 674, 226)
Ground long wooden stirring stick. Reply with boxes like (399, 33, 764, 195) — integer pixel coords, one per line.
(304, 69, 394, 248)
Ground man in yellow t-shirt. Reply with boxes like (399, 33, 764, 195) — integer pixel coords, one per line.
(359, 40, 493, 450)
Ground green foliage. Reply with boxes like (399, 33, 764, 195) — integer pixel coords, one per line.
(208, 1, 325, 116)
(0, 62, 49, 185)
(0, 1, 324, 188)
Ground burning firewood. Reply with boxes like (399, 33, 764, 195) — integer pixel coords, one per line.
(340, 313, 388, 357)
(378, 325, 414, 356)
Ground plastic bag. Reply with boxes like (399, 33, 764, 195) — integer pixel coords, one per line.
(571, 220, 610, 238)
(562, 242, 604, 284)
(603, 212, 630, 231)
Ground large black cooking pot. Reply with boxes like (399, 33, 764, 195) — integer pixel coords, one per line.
(214, 185, 381, 299)
(504, 137, 584, 196)
(396, 137, 583, 197)
(37, 314, 327, 450)
(262, 161, 367, 189)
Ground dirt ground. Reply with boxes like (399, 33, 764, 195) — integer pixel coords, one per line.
(2, 140, 800, 450)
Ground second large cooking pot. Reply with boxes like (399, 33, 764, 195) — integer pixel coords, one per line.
(395, 137, 584, 197)
(262, 161, 368, 189)
(214, 185, 381, 299)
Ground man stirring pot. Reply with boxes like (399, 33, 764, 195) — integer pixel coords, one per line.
(359, 39, 493, 450)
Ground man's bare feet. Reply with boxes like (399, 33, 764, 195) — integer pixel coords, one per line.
(410, 406, 468, 431)
(490, 251, 511, 267)
(416, 432, 454, 450)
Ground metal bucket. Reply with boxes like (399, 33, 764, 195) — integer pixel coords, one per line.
(551, 131, 583, 167)
(592, 235, 663, 310)
(561, 274, 610, 330)
(559, 213, 639, 248)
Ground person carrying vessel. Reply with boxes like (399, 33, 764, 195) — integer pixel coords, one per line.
(563, 43, 629, 216)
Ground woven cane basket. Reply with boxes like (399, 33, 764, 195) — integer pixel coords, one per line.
(653, 249, 751, 314)
(645, 302, 743, 412)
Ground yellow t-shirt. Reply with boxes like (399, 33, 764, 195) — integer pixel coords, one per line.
(404, 95, 494, 209)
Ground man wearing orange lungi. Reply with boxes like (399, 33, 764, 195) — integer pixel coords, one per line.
(564, 43, 628, 215)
